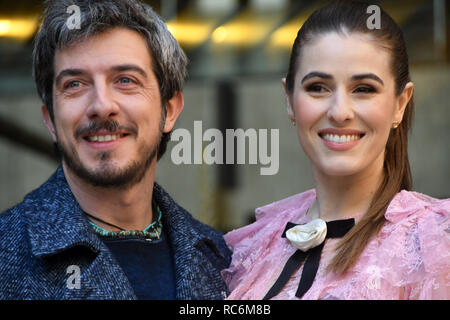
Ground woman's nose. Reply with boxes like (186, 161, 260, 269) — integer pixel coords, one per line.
(327, 89, 354, 124)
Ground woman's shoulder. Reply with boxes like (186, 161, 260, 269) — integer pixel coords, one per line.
(383, 190, 450, 242)
(372, 190, 450, 294)
(224, 189, 315, 249)
(382, 190, 449, 249)
(384, 190, 450, 224)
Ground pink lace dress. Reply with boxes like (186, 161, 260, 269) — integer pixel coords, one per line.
(222, 190, 450, 300)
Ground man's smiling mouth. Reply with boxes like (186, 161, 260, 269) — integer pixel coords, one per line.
(84, 133, 128, 142)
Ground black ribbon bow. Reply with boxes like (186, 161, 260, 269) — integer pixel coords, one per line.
(262, 218, 355, 300)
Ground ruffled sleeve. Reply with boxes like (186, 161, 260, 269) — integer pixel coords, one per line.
(379, 191, 450, 299)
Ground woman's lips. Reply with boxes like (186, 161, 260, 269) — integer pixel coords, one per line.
(318, 129, 365, 151)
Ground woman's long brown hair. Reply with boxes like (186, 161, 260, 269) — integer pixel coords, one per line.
(285, 0, 414, 274)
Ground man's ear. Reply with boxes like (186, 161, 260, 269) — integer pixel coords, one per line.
(163, 92, 184, 133)
(281, 78, 295, 123)
(41, 105, 57, 142)
(393, 82, 414, 125)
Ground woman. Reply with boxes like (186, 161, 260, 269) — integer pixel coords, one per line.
(222, 1, 450, 300)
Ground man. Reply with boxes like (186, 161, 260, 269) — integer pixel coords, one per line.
(0, 0, 231, 299)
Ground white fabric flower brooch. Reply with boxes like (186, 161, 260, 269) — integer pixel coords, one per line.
(285, 218, 327, 252)
(263, 218, 355, 299)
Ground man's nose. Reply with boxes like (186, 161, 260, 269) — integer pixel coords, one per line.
(326, 88, 354, 124)
(86, 81, 119, 120)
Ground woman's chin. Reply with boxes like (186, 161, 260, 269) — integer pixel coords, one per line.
(313, 162, 362, 178)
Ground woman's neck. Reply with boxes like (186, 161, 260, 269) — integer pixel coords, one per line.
(310, 162, 384, 222)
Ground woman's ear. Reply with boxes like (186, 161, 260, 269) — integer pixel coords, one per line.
(282, 78, 295, 123)
(393, 82, 414, 125)
(41, 105, 57, 142)
(163, 91, 184, 133)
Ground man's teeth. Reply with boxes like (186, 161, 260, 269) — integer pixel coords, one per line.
(322, 134, 361, 143)
(87, 134, 123, 142)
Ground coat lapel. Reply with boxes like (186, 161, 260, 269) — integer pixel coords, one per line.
(61, 248, 136, 300)
(26, 167, 136, 299)
(153, 183, 230, 299)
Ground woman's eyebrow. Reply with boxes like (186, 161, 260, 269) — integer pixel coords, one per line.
(351, 73, 384, 86)
(300, 71, 384, 86)
(301, 71, 333, 84)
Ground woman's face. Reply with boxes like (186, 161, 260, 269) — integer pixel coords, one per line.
(286, 32, 413, 179)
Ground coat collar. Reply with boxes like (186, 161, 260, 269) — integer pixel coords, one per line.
(25, 167, 229, 299)
(26, 167, 103, 257)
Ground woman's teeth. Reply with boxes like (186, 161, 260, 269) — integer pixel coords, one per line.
(86, 134, 123, 142)
(322, 134, 361, 143)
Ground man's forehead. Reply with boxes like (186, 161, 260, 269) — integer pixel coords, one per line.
(53, 27, 153, 75)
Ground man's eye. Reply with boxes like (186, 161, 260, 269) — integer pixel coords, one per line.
(67, 81, 82, 88)
(118, 77, 133, 84)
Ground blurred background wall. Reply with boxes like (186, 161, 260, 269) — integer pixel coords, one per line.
(0, 0, 449, 232)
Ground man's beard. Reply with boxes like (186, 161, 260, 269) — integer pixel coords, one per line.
(57, 119, 162, 189)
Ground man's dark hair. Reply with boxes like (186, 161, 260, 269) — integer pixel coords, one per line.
(32, 0, 188, 160)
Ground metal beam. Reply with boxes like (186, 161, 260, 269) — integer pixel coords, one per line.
(0, 115, 58, 162)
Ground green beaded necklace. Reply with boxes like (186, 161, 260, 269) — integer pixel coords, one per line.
(85, 206, 163, 241)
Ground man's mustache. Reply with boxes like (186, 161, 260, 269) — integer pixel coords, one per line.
(74, 120, 138, 139)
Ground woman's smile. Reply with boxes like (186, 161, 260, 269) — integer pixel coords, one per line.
(318, 128, 365, 151)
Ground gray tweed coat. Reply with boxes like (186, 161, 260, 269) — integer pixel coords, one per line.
(0, 167, 231, 299)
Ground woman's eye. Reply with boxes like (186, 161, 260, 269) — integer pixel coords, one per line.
(306, 84, 327, 93)
(354, 86, 376, 94)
